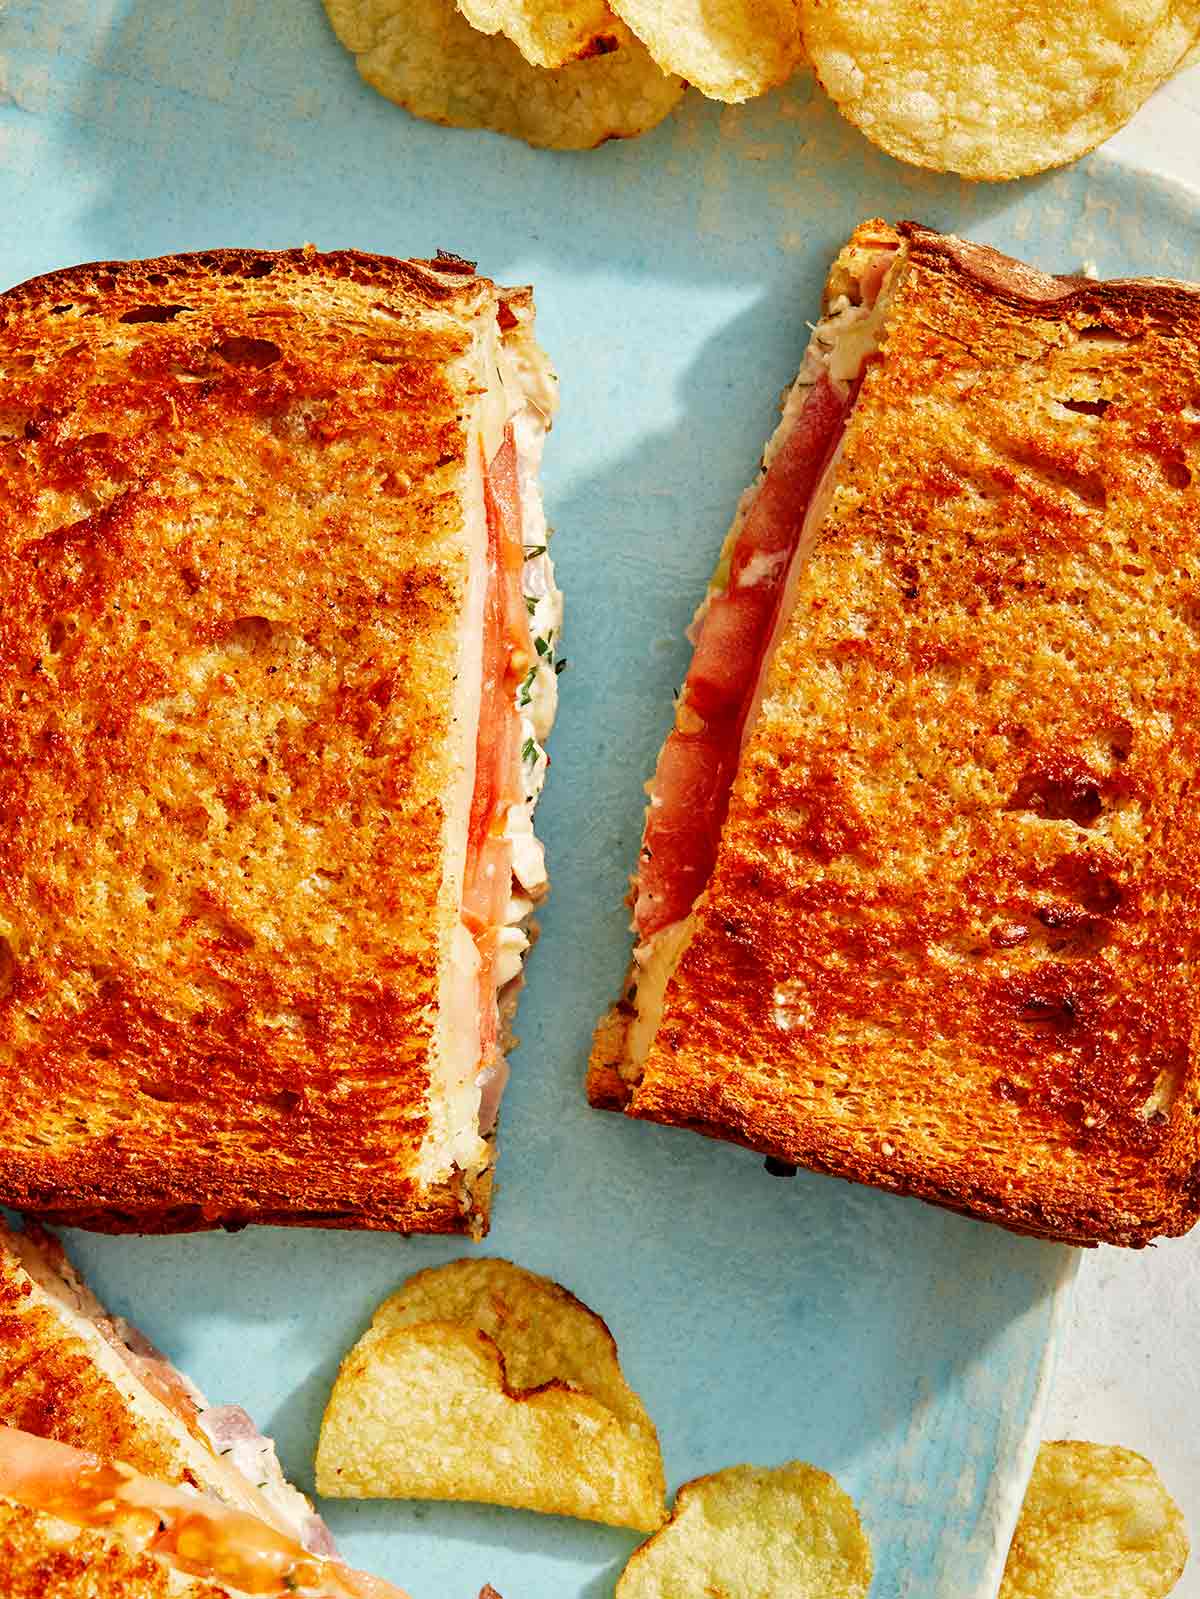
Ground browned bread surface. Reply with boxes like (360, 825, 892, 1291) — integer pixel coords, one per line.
(0, 246, 495, 1233)
(601, 223, 1200, 1247)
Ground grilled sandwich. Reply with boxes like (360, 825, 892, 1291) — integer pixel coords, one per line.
(0, 1220, 407, 1595)
(0, 246, 559, 1234)
(591, 221, 1200, 1247)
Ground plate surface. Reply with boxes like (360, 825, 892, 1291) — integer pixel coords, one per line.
(1, 6, 1195, 1597)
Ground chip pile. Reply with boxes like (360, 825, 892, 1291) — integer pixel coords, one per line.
(316, 1260, 1191, 1597)
(323, 0, 1199, 170)
(322, 0, 686, 148)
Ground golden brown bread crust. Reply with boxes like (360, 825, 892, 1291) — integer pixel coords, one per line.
(0, 1499, 230, 1598)
(0, 245, 504, 1234)
(594, 222, 1200, 1247)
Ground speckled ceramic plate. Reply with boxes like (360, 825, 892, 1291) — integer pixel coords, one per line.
(4, 6, 1196, 1595)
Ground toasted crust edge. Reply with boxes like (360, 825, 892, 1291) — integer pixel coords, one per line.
(0, 244, 493, 317)
(27, 1162, 494, 1238)
(899, 220, 1200, 314)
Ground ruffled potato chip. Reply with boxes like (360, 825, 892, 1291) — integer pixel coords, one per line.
(457, 0, 621, 68)
(616, 1461, 872, 1598)
(610, 0, 804, 100)
(315, 1258, 666, 1532)
(799, 0, 1200, 179)
(323, 0, 685, 149)
(1000, 1441, 1189, 1599)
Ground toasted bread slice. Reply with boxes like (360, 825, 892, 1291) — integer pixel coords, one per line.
(0, 246, 555, 1233)
(593, 222, 1200, 1247)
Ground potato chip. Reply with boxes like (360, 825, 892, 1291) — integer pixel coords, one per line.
(609, 0, 804, 100)
(616, 1461, 872, 1598)
(457, 0, 621, 68)
(1000, 1441, 1189, 1599)
(315, 1258, 666, 1532)
(369, 1257, 655, 1432)
(799, 0, 1200, 179)
(323, 0, 685, 150)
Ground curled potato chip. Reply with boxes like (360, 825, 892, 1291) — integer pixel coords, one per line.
(610, 0, 804, 100)
(457, 0, 621, 68)
(616, 1461, 872, 1598)
(1000, 1441, 1189, 1599)
(799, 0, 1200, 179)
(323, 0, 685, 149)
(315, 1258, 667, 1532)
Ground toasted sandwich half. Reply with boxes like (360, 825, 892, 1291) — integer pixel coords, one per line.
(0, 246, 559, 1234)
(0, 1221, 332, 1545)
(591, 221, 1200, 1247)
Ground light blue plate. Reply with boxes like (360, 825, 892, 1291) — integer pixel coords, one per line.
(3, 7, 1195, 1596)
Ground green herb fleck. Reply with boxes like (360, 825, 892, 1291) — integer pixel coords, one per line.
(519, 666, 536, 707)
(521, 737, 537, 763)
(555, 658, 569, 675)
(534, 635, 549, 658)
(523, 544, 547, 560)
(525, 595, 538, 615)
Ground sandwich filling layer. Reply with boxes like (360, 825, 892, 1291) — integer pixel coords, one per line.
(625, 240, 902, 1073)
(433, 308, 559, 1184)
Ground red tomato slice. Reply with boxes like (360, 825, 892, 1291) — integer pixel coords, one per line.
(686, 587, 775, 722)
(463, 424, 532, 1075)
(634, 373, 851, 939)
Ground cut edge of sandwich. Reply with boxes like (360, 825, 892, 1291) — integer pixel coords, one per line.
(590, 219, 906, 1111)
(425, 278, 561, 1209)
(0, 1219, 331, 1553)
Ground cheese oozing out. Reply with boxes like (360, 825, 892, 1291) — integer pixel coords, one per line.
(623, 248, 904, 1082)
(0, 1426, 406, 1599)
